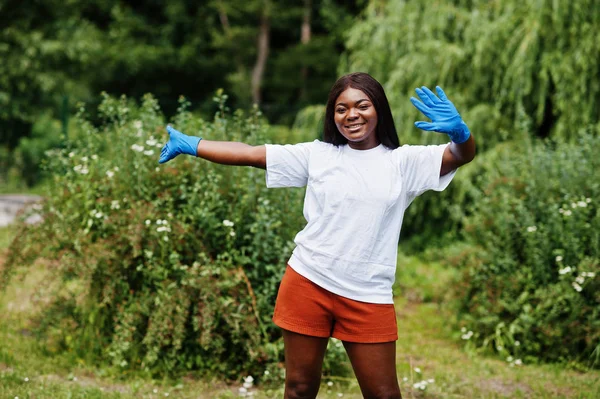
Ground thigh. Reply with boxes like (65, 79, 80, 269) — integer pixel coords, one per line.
(283, 329, 329, 398)
(343, 340, 402, 399)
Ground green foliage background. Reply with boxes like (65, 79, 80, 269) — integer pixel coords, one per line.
(3, 93, 350, 380)
(1, 0, 599, 381)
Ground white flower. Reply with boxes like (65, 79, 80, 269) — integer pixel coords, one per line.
(427, 379, 435, 383)
(24, 377, 29, 382)
(583, 272, 596, 278)
(497, 345, 503, 351)
(243, 382, 252, 389)
(114, 166, 120, 171)
(572, 282, 582, 292)
(157, 226, 171, 233)
(91, 154, 98, 160)
(146, 138, 158, 146)
(238, 386, 247, 397)
(164, 394, 169, 397)
(167, 213, 173, 218)
(143, 150, 155, 156)
(514, 359, 522, 366)
(223, 219, 234, 227)
(337, 394, 343, 398)
(95, 212, 104, 219)
(68, 151, 75, 158)
(111, 201, 120, 210)
(402, 377, 408, 382)
(555, 256, 563, 262)
(414, 367, 421, 373)
(461, 330, 473, 340)
(163, 236, 169, 242)
(81, 156, 88, 162)
(264, 370, 270, 375)
(506, 356, 513, 362)
(577, 201, 587, 208)
(559, 266, 572, 275)
(575, 276, 585, 284)
(131, 144, 145, 152)
(230, 231, 236, 237)
(514, 340, 520, 346)
(73, 164, 89, 174)
(526, 226, 537, 232)
(153, 389, 158, 393)
(106, 170, 115, 178)
(571, 202, 577, 208)
(564, 210, 572, 216)
(133, 120, 143, 129)
(559, 208, 564, 214)
(244, 376, 254, 384)
(327, 381, 333, 387)
(461, 327, 467, 332)
(586, 198, 592, 203)
(145, 220, 151, 226)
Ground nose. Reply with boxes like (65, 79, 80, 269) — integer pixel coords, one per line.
(347, 107, 359, 121)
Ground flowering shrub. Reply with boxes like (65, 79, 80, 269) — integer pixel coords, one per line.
(2, 92, 349, 380)
(449, 133, 600, 367)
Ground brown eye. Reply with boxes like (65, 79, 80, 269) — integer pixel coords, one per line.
(336, 108, 346, 113)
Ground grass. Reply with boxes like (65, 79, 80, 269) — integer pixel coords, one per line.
(0, 225, 599, 398)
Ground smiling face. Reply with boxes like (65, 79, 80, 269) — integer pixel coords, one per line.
(334, 87, 379, 150)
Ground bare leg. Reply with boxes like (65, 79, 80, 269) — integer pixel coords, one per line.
(282, 329, 329, 399)
(343, 340, 402, 399)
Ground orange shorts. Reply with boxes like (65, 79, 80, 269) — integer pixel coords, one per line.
(272, 265, 398, 343)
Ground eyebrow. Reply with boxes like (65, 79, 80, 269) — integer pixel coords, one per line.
(335, 99, 371, 107)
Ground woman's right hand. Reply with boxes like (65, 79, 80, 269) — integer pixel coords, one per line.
(158, 125, 202, 164)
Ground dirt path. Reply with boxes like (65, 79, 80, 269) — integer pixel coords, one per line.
(0, 194, 43, 227)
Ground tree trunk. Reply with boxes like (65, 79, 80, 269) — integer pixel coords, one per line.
(300, 0, 312, 101)
(251, 5, 270, 105)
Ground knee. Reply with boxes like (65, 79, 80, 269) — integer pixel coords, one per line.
(285, 378, 320, 399)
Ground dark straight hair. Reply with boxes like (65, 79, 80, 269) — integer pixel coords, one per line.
(323, 72, 400, 149)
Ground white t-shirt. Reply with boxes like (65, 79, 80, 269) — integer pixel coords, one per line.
(265, 140, 456, 304)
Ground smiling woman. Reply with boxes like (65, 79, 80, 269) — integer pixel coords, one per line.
(158, 72, 476, 399)
(333, 87, 379, 150)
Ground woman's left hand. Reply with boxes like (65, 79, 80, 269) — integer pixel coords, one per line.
(410, 86, 470, 144)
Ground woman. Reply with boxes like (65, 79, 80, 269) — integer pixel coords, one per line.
(159, 72, 475, 399)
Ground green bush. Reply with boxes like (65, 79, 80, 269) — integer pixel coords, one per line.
(448, 132, 600, 367)
(2, 92, 350, 380)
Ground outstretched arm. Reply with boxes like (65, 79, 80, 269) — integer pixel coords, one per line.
(159, 125, 266, 169)
(196, 140, 266, 169)
(410, 86, 476, 176)
(441, 135, 475, 176)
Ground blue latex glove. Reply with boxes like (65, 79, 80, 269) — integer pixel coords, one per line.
(410, 86, 471, 144)
(158, 125, 202, 164)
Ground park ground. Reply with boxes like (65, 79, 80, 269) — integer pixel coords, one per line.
(0, 225, 598, 398)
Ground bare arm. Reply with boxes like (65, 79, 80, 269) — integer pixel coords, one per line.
(196, 140, 267, 169)
(440, 134, 476, 176)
